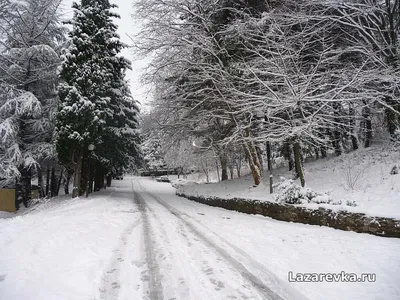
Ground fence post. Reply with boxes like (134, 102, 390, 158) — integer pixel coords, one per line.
(269, 174, 273, 194)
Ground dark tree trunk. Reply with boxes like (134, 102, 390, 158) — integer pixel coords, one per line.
(349, 103, 359, 151)
(332, 103, 343, 156)
(283, 142, 294, 171)
(220, 152, 228, 181)
(89, 167, 94, 193)
(46, 166, 50, 197)
(314, 148, 319, 159)
(80, 155, 88, 196)
(64, 170, 71, 195)
(50, 167, 56, 197)
(363, 101, 372, 148)
(14, 177, 19, 210)
(266, 141, 272, 171)
(333, 130, 342, 156)
(385, 97, 400, 136)
(37, 166, 45, 198)
(235, 160, 241, 178)
(106, 174, 112, 187)
(94, 165, 104, 192)
(255, 144, 264, 172)
(321, 145, 327, 158)
(56, 168, 63, 196)
(293, 142, 305, 187)
(72, 148, 83, 198)
(18, 167, 32, 207)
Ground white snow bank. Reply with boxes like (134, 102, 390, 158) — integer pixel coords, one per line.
(0, 186, 139, 300)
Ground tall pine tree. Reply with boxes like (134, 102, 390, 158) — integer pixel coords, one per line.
(0, 0, 65, 206)
(56, 0, 141, 197)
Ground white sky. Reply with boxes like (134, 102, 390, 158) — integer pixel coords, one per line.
(60, 0, 151, 109)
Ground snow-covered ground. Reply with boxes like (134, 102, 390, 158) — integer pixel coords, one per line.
(178, 144, 400, 219)
(1, 177, 399, 300)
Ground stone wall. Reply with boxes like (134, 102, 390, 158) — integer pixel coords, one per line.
(176, 192, 400, 238)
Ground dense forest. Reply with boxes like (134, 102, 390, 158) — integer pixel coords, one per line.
(138, 0, 400, 186)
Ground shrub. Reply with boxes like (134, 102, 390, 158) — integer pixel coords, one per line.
(274, 178, 333, 205)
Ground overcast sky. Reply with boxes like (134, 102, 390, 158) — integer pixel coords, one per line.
(61, 0, 151, 109)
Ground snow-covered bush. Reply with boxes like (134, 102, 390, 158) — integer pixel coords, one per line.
(274, 178, 333, 205)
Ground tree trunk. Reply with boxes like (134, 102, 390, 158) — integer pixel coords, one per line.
(333, 130, 342, 156)
(215, 158, 220, 182)
(266, 141, 272, 171)
(283, 142, 294, 171)
(106, 174, 112, 187)
(229, 165, 234, 180)
(19, 167, 32, 207)
(94, 165, 103, 192)
(219, 152, 228, 181)
(50, 167, 56, 197)
(45, 166, 50, 197)
(235, 162, 241, 178)
(363, 101, 372, 148)
(14, 177, 19, 210)
(314, 148, 319, 159)
(80, 155, 88, 196)
(89, 166, 94, 193)
(321, 145, 327, 158)
(293, 141, 305, 187)
(332, 103, 342, 156)
(349, 103, 359, 151)
(72, 149, 83, 198)
(37, 166, 45, 198)
(255, 144, 264, 172)
(64, 170, 71, 195)
(56, 168, 64, 196)
(385, 97, 399, 135)
(243, 142, 261, 186)
(201, 162, 210, 183)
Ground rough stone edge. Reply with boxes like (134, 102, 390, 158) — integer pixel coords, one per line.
(176, 192, 400, 238)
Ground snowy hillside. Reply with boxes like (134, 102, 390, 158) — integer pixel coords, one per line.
(177, 144, 400, 219)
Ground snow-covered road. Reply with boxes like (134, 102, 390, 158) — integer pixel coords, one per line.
(132, 179, 305, 300)
(1, 177, 399, 300)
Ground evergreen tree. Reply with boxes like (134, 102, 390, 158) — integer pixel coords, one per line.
(56, 0, 141, 197)
(0, 0, 65, 206)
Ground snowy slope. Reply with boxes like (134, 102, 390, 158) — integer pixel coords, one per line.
(178, 145, 400, 219)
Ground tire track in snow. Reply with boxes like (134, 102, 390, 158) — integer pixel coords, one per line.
(160, 203, 309, 300)
(133, 189, 164, 300)
(136, 180, 285, 300)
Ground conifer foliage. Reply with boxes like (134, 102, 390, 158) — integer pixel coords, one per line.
(0, 0, 65, 206)
(56, 0, 141, 197)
